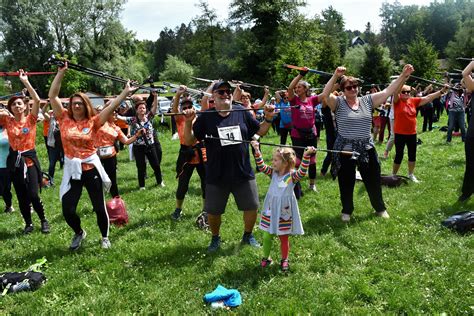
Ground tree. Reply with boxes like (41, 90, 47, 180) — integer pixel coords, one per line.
(0, 0, 55, 96)
(445, 18, 474, 70)
(360, 45, 394, 85)
(320, 6, 348, 57)
(404, 33, 439, 81)
(159, 55, 194, 85)
(317, 35, 340, 73)
(343, 45, 367, 77)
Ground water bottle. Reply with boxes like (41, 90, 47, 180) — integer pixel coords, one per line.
(211, 301, 225, 309)
(11, 281, 30, 293)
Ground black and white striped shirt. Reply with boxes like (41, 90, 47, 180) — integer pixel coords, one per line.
(335, 95, 373, 140)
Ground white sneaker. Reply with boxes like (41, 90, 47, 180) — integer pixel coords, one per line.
(355, 170, 362, 181)
(159, 182, 165, 187)
(341, 214, 351, 222)
(408, 174, 420, 183)
(375, 210, 390, 219)
(309, 184, 318, 192)
(171, 133, 179, 140)
(139, 187, 146, 191)
(101, 237, 111, 249)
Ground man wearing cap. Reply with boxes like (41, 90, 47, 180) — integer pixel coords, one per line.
(183, 80, 276, 252)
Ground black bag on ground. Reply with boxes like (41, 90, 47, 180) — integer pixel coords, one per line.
(0, 271, 46, 294)
(380, 174, 409, 187)
(441, 211, 474, 235)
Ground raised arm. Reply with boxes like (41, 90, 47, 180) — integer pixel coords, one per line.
(419, 85, 449, 106)
(99, 81, 138, 125)
(253, 86, 270, 110)
(287, 67, 308, 100)
(48, 63, 67, 118)
(321, 66, 346, 111)
(251, 141, 273, 176)
(200, 81, 215, 111)
(18, 69, 41, 116)
(41, 102, 51, 120)
(256, 103, 276, 136)
(372, 64, 414, 107)
(463, 60, 474, 92)
(172, 85, 187, 113)
(183, 108, 197, 146)
(233, 83, 242, 102)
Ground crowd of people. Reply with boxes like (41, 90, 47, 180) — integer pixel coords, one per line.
(0, 59, 472, 271)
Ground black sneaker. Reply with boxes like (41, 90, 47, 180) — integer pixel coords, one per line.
(241, 233, 261, 248)
(4, 206, 14, 213)
(207, 235, 221, 253)
(458, 194, 471, 203)
(70, 230, 87, 251)
(40, 220, 50, 234)
(23, 224, 33, 234)
(171, 208, 182, 220)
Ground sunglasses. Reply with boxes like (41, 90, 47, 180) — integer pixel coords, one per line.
(400, 91, 411, 95)
(71, 101, 84, 106)
(344, 85, 358, 91)
(215, 89, 232, 96)
(182, 105, 193, 110)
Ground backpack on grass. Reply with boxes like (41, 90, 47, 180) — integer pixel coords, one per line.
(106, 196, 129, 226)
(441, 211, 474, 235)
(0, 271, 46, 295)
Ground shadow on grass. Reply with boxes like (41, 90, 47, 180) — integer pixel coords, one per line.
(0, 228, 21, 241)
(215, 262, 283, 289)
(303, 211, 376, 236)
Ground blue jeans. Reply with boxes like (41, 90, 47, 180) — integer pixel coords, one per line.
(447, 111, 466, 142)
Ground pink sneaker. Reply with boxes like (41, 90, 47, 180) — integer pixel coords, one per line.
(260, 258, 272, 268)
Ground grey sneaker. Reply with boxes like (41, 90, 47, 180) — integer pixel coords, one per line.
(207, 236, 221, 253)
(241, 233, 261, 248)
(70, 230, 87, 251)
(101, 237, 111, 249)
(23, 224, 33, 234)
(4, 206, 14, 213)
(171, 208, 182, 220)
(40, 220, 50, 234)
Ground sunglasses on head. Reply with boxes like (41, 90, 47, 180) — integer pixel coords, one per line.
(401, 91, 411, 95)
(344, 84, 358, 91)
(215, 89, 231, 96)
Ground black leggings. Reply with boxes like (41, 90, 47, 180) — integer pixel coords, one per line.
(394, 133, 417, 164)
(291, 136, 317, 180)
(133, 144, 162, 187)
(337, 148, 385, 215)
(12, 165, 46, 225)
(0, 168, 12, 208)
(280, 128, 291, 145)
(176, 160, 206, 200)
(62, 168, 109, 237)
(101, 156, 119, 197)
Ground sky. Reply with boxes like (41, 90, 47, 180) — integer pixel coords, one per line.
(121, 0, 436, 41)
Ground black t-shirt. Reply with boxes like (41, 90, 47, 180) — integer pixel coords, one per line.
(193, 105, 260, 184)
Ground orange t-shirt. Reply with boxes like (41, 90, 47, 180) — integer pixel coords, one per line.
(0, 114, 38, 167)
(94, 121, 127, 157)
(57, 108, 101, 170)
(394, 97, 422, 135)
(43, 118, 50, 137)
(175, 115, 206, 164)
(115, 118, 128, 130)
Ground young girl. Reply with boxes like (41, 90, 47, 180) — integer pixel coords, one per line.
(251, 141, 316, 271)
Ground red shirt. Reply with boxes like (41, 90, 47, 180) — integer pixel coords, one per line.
(394, 97, 422, 135)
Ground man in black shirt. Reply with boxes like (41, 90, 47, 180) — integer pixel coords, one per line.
(183, 81, 275, 252)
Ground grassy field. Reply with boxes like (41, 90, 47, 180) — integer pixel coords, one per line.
(0, 114, 472, 314)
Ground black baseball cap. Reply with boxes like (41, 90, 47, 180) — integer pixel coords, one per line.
(212, 81, 231, 92)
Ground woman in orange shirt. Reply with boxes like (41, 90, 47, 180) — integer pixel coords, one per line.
(0, 70, 49, 234)
(94, 102, 143, 198)
(48, 62, 136, 250)
(391, 81, 448, 182)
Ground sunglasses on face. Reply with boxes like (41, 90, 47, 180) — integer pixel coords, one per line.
(215, 89, 232, 96)
(71, 101, 84, 106)
(344, 85, 358, 91)
(182, 105, 193, 110)
(400, 91, 411, 95)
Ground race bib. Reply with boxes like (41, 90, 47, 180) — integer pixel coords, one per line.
(98, 145, 114, 158)
(217, 125, 243, 146)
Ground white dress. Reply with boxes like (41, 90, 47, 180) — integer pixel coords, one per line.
(259, 171, 304, 235)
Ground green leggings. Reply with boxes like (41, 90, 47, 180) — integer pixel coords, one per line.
(262, 231, 290, 260)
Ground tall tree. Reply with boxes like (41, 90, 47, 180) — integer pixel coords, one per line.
(445, 18, 474, 71)
(360, 44, 394, 84)
(320, 6, 348, 57)
(404, 33, 439, 81)
(159, 55, 194, 85)
(229, 0, 303, 82)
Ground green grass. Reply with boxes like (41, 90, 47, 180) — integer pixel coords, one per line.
(0, 115, 472, 314)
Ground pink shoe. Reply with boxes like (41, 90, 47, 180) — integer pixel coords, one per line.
(260, 258, 272, 268)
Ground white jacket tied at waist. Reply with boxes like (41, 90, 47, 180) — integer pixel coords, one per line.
(59, 154, 111, 200)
